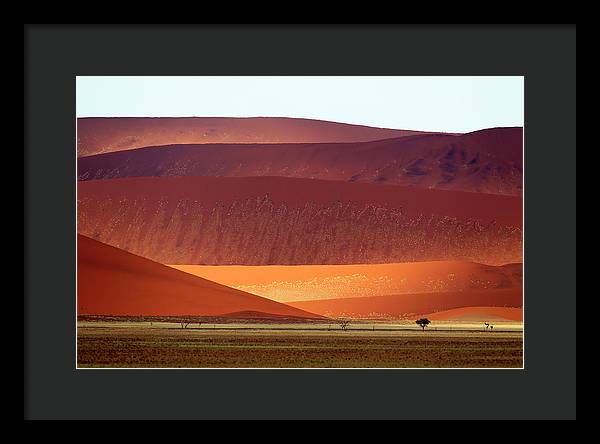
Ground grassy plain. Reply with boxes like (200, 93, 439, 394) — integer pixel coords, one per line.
(77, 321, 523, 368)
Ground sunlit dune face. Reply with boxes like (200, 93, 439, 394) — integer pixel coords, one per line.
(286, 289, 523, 320)
(168, 262, 522, 303)
(425, 306, 523, 322)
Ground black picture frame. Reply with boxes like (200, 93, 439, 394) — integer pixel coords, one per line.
(24, 24, 576, 420)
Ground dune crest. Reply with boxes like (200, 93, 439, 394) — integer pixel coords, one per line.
(77, 116, 431, 156)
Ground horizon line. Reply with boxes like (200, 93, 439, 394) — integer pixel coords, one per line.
(75, 115, 524, 134)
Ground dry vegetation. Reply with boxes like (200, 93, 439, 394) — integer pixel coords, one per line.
(77, 322, 523, 368)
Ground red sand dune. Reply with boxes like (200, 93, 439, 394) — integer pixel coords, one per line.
(76, 234, 322, 318)
(77, 117, 433, 157)
(168, 262, 523, 303)
(78, 127, 522, 195)
(77, 176, 522, 266)
(424, 306, 523, 322)
(286, 288, 522, 320)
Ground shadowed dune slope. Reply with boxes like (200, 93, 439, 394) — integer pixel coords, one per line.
(77, 117, 432, 156)
(78, 127, 522, 195)
(76, 234, 322, 318)
(286, 288, 522, 319)
(77, 176, 522, 266)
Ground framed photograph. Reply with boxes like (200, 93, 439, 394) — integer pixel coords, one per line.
(75, 75, 524, 370)
(25, 25, 576, 419)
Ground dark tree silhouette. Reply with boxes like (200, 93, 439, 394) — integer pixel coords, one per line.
(338, 319, 351, 331)
(180, 320, 191, 329)
(415, 318, 431, 331)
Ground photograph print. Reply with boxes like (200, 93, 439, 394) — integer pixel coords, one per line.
(76, 76, 524, 368)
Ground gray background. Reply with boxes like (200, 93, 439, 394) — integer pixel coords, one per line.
(24, 25, 576, 419)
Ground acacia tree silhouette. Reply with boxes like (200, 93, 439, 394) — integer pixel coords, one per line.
(415, 318, 431, 331)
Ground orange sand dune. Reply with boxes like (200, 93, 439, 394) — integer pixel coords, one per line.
(424, 306, 523, 322)
(76, 234, 322, 318)
(78, 126, 522, 195)
(287, 288, 522, 320)
(77, 176, 522, 265)
(168, 262, 523, 303)
(77, 117, 433, 157)
(216, 310, 316, 320)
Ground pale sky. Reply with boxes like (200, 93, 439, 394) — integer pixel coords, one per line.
(76, 76, 524, 133)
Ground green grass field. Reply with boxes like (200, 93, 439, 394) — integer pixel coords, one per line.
(77, 321, 523, 368)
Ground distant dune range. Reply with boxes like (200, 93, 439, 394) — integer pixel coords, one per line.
(77, 176, 522, 266)
(78, 127, 522, 195)
(77, 234, 322, 318)
(168, 262, 522, 302)
(287, 289, 522, 320)
(76, 117, 524, 321)
(77, 117, 432, 157)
